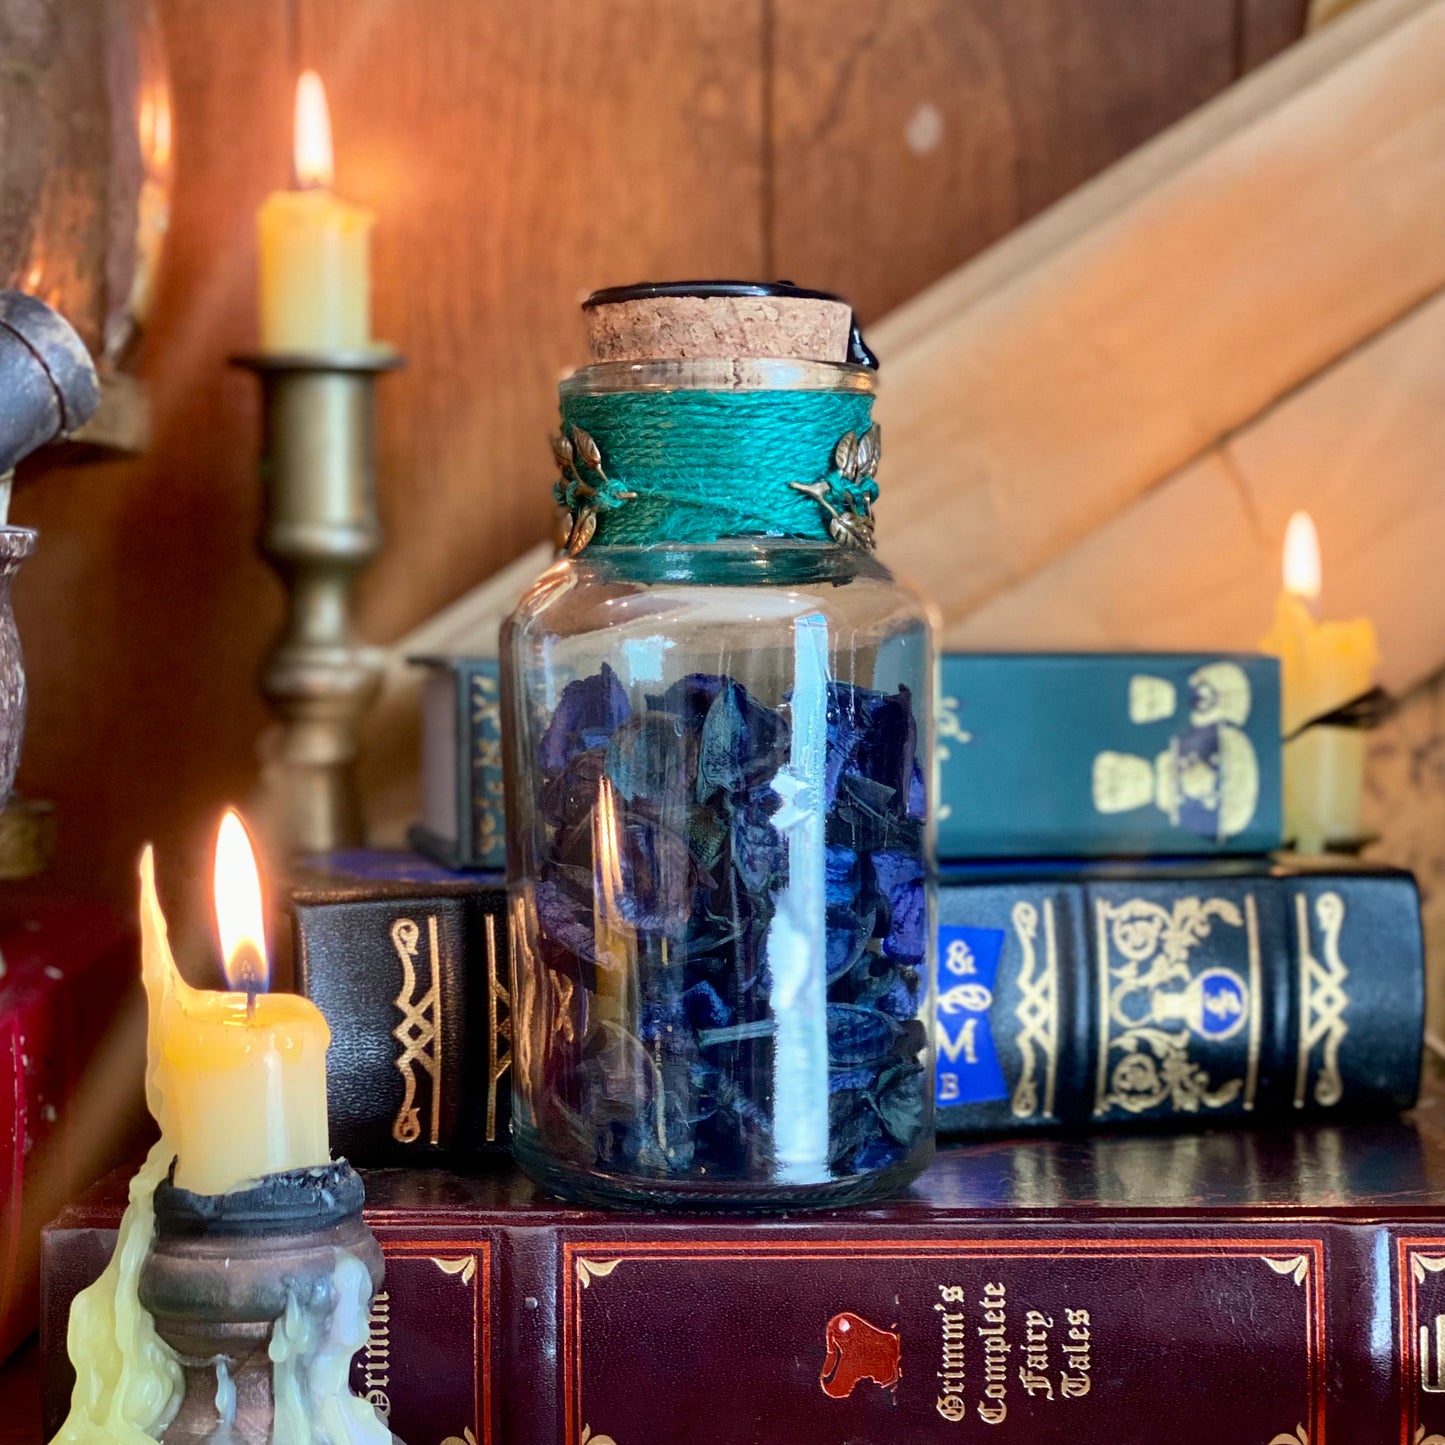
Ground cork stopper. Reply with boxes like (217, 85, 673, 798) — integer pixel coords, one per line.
(582, 281, 868, 367)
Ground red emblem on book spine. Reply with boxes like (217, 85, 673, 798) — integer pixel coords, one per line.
(819, 1312, 901, 1399)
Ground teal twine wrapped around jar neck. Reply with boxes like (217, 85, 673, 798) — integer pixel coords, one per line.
(554, 389, 877, 547)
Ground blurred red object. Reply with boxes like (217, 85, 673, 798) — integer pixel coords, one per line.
(0, 899, 145, 1363)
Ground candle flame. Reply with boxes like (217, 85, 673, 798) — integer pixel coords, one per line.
(214, 810, 269, 993)
(1282, 510, 1322, 603)
(293, 70, 334, 190)
(138, 82, 172, 175)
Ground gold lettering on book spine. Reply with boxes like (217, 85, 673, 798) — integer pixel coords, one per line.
(391, 916, 442, 1146)
(1010, 900, 1058, 1119)
(1293, 891, 1349, 1109)
(933, 694, 972, 824)
(485, 911, 512, 1142)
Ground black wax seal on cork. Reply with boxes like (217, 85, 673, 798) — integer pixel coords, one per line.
(0, 291, 101, 473)
(581, 280, 879, 369)
(153, 1159, 365, 1237)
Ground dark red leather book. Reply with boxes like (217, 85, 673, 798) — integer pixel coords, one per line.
(0, 899, 143, 1364)
(41, 1060, 1445, 1444)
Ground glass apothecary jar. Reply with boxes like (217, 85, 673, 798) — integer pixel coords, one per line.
(502, 283, 935, 1209)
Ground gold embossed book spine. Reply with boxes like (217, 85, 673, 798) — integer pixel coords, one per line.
(932, 855, 1422, 1135)
(288, 851, 512, 1164)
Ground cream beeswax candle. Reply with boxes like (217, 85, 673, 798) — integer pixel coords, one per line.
(258, 70, 373, 352)
(1260, 511, 1378, 854)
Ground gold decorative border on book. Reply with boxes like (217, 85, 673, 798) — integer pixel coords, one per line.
(380, 1238, 492, 1445)
(1293, 892, 1349, 1110)
(471, 671, 505, 861)
(485, 911, 512, 1143)
(1246, 893, 1262, 1111)
(1092, 894, 1259, 1118)
(1010, 899, 1058, 1120)
(1395, 1239, 1445, 1440)
(391, 915, 443, 1146)
(563, 1236, 1325, 1445)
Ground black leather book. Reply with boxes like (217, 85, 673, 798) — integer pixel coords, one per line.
(289, 849, 510, 1165)
(935, 854, 1424, 1135)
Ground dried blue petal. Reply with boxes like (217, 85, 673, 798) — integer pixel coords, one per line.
(826, 1002, 902, 1065)
(894, 1016, 929, 1062)
(684, 804, 730, 873)
(875, 964, 924, 1020)
(871, 851, 927, 959)
(539, 662, 630, 773)
(698, 680, 791, 798)
(682, 979, 733, 1029)
(907, 758, 927, 820)
(824, 845, 859, 907)
(827, 774, 925, 854)
(829, 1063, 876, 1093)
(615, 818, 698, 933)
(652, 673, 729, 732)
(871, 1059, 926, 1145)
(731, 798, 787, 893)
(540, 747, 608, 832)
(824, 682, 917, 807)
(850, 1137, 906, 1172)
(827, 1087, 879, 1166)
(605, 713, 698, 804)
(536, 874, 598, 964)
(826, 904, 876, 982)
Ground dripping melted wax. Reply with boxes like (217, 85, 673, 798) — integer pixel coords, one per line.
(54, 849, 391, 1445)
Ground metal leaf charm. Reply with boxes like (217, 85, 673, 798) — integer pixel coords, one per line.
(566, 505, 598, 557)
(829, 510, 875, 551)
(789, 480, 832, 505)
(857, 423, 881, 479)
(550, 433, 574, 472)
(834, 430, 859, 480)
(571, 426, 603, 473)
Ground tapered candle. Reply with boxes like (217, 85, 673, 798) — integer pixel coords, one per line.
(258, 70, 373, 352)
(1260, 511, 1378, 854)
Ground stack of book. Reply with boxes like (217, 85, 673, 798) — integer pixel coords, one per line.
(41, 1066, 1445, 1440)
(303, 647, 1425, 1154)
(40, 648, 1429, 1438)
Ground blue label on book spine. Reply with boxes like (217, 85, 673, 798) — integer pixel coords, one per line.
(934, 924, 1008, 1107)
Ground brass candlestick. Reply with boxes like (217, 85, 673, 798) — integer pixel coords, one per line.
(233, 350, 402, 855)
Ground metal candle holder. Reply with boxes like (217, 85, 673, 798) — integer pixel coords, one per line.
(232, 350, 402, 855)
(139, 1161, 400, 1444)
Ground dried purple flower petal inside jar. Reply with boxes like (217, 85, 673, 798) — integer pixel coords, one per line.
(539, 662, 631, 773)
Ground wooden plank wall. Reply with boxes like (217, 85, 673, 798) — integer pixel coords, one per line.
(10, 0, 1306, 921)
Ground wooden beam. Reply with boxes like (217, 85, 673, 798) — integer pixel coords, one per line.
(946, 287, 1445, 696)
(870, 0, 1445, 630)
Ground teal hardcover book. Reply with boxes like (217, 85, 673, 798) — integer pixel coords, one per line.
(936, 652, 1282, 858)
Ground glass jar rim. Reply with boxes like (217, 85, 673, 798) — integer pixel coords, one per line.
(559, 357, 876, 397)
